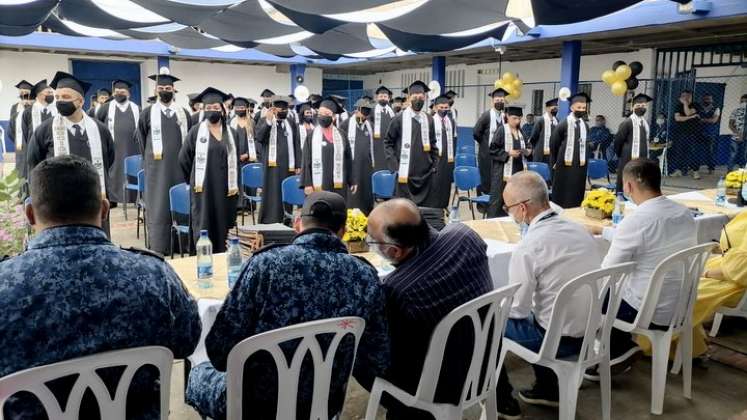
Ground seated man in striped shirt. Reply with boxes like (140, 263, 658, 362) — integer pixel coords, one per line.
(367, 199, 494, 420)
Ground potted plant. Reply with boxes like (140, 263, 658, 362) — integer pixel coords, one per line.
(581, 188, 616, 220)
(0, 171, 27, 258)
(343, 208, 368, 254)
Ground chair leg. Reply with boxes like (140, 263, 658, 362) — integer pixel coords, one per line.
(251, 202, 256, 224)
(481, 387, 498, 420)
(600, 357, 612, 420)
(558, 367, 580, 420)
(650, 334, 671, 415)
(178, 233, 185, 258)
(709, 313, 724, 337)
(169, 228, 174, 259)
(364, 381, 384, 420)
(123, 186, 128, 221)
(670, 327, 693, 399)
(136, 207, 141, 239)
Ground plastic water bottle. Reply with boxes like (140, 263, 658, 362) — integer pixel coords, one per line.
(196, 230, 213, 289)
(448, 206, 461, 223)
(715, 177, 726, 207)
(612, 193, 625, 226)
(226, 237, 243, 288)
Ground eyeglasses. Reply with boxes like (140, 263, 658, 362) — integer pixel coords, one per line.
(365, 235, 399, 247)
(502, 199, 530, 214)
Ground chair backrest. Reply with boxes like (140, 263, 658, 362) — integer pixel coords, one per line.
(241, 163, 264, 190)
(371, 170, 396, 199)
(632, 243, 714, 332)
(168, 183, 190, 216)
(0, 346, 173, 420)
(281, 175, 305, 207)
(414, 284, 520, 406)
(137, 170, 145, 194)
(538, 263, 636, 366)
(527, 162, 551, 182)
(225, 317, 365, 420)
(455, 153, 477, 168)
(453, 166, 481, 192)
(587, 159, 609, 180)
(123, 155, 142, 178)
(458, 145, 476, 155)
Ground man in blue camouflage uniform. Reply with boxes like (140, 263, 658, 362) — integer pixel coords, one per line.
(0, 155, 201, 419)
(186, 191, 390, 420)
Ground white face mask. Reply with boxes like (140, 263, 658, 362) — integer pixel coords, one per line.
(371, 242, 397, 264)
(656, 118, 665, 125)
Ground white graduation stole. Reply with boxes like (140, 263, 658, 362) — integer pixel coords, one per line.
(489, 108, 502, 142)
(503, 124, 527, 178)
(268, 119, 295, 171)
(150, 102, 188, 160)
(106, 100, 140, 142)
(231, 118, 257, 162)
(194, 121, 239, 196)
(32, 102, 53, 132)
(14, 110, 24, 151)
(399, 107, 431, 184)
(433, 114, 454, 163)
(630, 113, 649, 159)
(565, 114, 587, 167)
(52, 114, 106, 195)
(373, 104, 394, 138)
(311, 126, 344, 190)
(198, 110, 205, 123)
(347, 116, 375, 168)
(542, 112, 558, 156)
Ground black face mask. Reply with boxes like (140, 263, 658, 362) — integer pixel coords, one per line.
(56, 101, 77, 117)
(318, 115, 333, 128)
(634, 107, 647, 116)
(550, 109, 558, 116)
(494, 102, 504, 111)
(115, 94, 128, 104)
(20, 94, 30, 101)
(276, 110, 288, 120)
(44, 95, 54, 104)
(235, 110, 247, 117)
(411, 99, 424, 112)
(360, 108, 371, 118)
(303, 115, 314, 123)
(378, 99, 388, 107)
(437, 110, 448, 118)
(158, 91, 174, 103)
(393, 105, 402, 113)
(206, 111, 222, 124)
(573, 110, 587, 119)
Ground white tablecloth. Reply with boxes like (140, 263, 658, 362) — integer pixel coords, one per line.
(667, 191, 733, 243)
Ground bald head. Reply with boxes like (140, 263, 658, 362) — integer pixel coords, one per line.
(368, 199, 431, 263)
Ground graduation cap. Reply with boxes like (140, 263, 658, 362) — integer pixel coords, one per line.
(330, 94, 347, 103)
(393, 96, 405, 103)
(147, 95, 157, 104)
(406, 80, 429, 95)
(50, 72, 91, 97)
(297, 102, 312, 113)
(506, 106, 524, 117)
(270, 95, 292, 108)
(187, 93, 200, 103)
(445, 90, 458, 98)
(434, 94, 450, 105)
(15, 80, 33, 90)
(112, 80, 132, 91)
(570, 92, 592, 104)
(192, 87, 230, 105)
(233, 97, 254, 107)
(225, 93, 235, 103)
(375, 86, 392, 96)
(260, 89, 275, 98)
(632, 93, 653, 103)
(361, 95, 373, 101)
(31, 79, 49, 97)
(354, 98, 373, 109)
(309, 94, 322, 102)
(320, 98, 341, 114)
(147, 73, 180, 86)
(545, 98, 558, 107)
(489, 88, 509, 98)
(96, 88, 111, 97)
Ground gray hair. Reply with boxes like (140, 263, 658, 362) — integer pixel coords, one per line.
(506, 171, 549, 206)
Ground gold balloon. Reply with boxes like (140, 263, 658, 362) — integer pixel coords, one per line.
(512, 79, 523, 91)
(611, 80, 627, 96)
(615, 65, 632, 82)
(494, 79, 503, 89)
(502, 72, 516, 83)
(602, 70, 616, 85)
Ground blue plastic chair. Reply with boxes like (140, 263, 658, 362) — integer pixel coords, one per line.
(372, 170, 396, 202)
(281, 175, 305, 220)
(458, 144, 476, 155)
(136, 170, 147, 245)
(168, 183, 191, 258)
(587, 158, 616, 191)
(455, 153, 477, 168)
(456, 136, 474, 153)
(527, 162, 551, 183)
(452, 166, 490, 219)
(241, 163, 264, 224)
(122, 155, 142, 220)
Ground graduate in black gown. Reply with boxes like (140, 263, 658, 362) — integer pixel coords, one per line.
(550, 92, 592, 208)
(384, 80, 439, 206)
(189, 93, 205, 126)
(253, 89, 275, 126)
(255, 95, 301, 224)
(392, 96, 404, 115)
(487, 106, 532, 217)
(8, 81, 33, 178)
(529, 98, 559, 166)
(345, 98, 375, 214)
(95, 80, 140, 206)
(297, 103, 315, 151)
(230, 97, 260, 165)
(473, 88, 508, 196)
(432, 95, 457, 209)
(21, 80, 56, 181)
(179, 88, 240, 254)
(136, 72, 194, 255)
(368, 86, 395, 172)
(8, 80, 32, 122)
(445, 89, 460, 123)
(613, 93, 653, 192)
(26, 72, 115, 236)
(331, 94, 351, 125)
(88, 88, 110, 118)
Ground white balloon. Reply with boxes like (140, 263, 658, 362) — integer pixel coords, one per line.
(558, 87, 571, 101)
(159, 66, 170, 75)
(427, 80, 441, 100)
(293, 85, 310, 103)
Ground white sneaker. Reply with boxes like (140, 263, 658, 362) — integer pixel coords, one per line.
(693, 171, 701, 180)
(671, 170, 683, 177)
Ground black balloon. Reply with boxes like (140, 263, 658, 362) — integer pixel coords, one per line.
(612, 60, 626, 70)
(626, 77, 639, 90)
(629, 61, 643, 76)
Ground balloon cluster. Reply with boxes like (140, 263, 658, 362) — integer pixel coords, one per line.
(494, 72, 523, 100)
(602, 61, 643, 97)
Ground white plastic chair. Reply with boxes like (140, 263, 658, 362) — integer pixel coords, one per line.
(497, 262, 635, 420)
(708, 290, 747, 337)
(225, 316, 365, 420)
(0, 346, 174, 420)
(612, 243, 713, 415)
(365, 284, 521, 420)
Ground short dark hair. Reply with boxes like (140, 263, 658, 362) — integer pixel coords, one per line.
(741, 94, 747, 101)
(30, 155, 102, 224)
(596, 115, 606, 120)
(681, 89, 693, 95)
(623, 158, 662, 194)
(386, 216, 430, 248)
(300, 202, 346, 233)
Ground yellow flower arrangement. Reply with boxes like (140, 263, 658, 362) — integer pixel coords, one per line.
(725, 169, 747, 189)
(581, 188, 616, 217)
(343, 208, 367, 242)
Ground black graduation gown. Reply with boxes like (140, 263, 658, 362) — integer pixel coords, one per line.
(255, 118, 302, 224)
(25, 117, 115, 237)
(529, 114, 557, 166)
(345, 121, 374, 214)
(384, 112, 439, 206)
(550, 119, 590, 208)
(179, 125, 240, 254)
(8, 104, 27, 177)
(20, 104, 54, 179)
(137, 104, 194, 255)
(432, 115, 457, 209)
(613, 118, 650, 192)
(487, 125, 530, 218)
(367, 108, 394, 172)
(96, 103, 139, 204)
(473, 110, 504, 195)
(300, 127, 354, 201)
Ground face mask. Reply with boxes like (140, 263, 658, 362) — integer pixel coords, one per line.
(20, 94, 30, 101)
(56, 101, 77, 117)
(206, 111, 222, 124)
(656, 118, 665, 125)
(303, 115, 314, 123)
(411, 99, 424, 112)
(318, 115, 333, 128)
(378, 99, 388, 106)
(44, 95, 54, 104)
(158, 91, 173, 103)
(509, 207, 529, 238)
(276, 110, 288, 120)
(494, 102, 504, 111)
(550, 109, 558, 116)
(634, 107, 646, 116)
(574, 110, 587, 119)
(115, 94, 128, 104)
(235, 110, 247, 117)
(393, 106, 402, 113)
(437, 110, 448, 118)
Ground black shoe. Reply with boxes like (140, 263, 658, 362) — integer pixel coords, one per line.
(518, 385, 559, 408)
(497, 395, 522, 419)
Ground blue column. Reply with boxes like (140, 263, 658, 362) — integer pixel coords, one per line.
(157, 55, 170, 71)
(558, 40, 581, 119)
(290, 64, 306, 94)
(432, 56, 446, 92)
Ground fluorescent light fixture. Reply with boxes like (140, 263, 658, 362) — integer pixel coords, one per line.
(212, 44, 246, 52)
(325, 0, 429, 23)
(59, 19, 128, 38)
(89, 0, 168, 24)
(255, 30, 312, 44)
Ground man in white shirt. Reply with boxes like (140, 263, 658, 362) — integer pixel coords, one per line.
(588, 158, 696, 368)
(496, 171, 602, 415)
